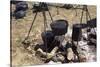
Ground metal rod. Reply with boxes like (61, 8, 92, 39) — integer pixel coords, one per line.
(85, 6, 89, 41)
(48, 9, 53, 22)
(56, 6, 59, 15)
(42, 10, 48, 59)
(23, 12, 38, 41)
(80, 6, 84, 24)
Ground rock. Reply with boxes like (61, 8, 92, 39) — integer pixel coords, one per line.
(14, 10, 26, 19)
(22, 40, 30, 49)
(16, 1, 28, 11)
(57, 53, 65, 62)
(77, 40, 96, 62)
(79, 54, 87, 62)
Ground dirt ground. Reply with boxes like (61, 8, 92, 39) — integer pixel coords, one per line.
(11, 1, 96, 66)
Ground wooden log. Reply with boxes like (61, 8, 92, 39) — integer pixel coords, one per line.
(50, 46, 58, 55)
(67, 48, 74, 61)
(35, 46, 59, 59)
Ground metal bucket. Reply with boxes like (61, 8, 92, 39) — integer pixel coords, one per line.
(72, 24, 82, 41)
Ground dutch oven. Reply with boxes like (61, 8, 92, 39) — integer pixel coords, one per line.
(50, 20, 68, 36)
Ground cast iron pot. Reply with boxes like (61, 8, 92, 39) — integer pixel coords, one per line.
(72, 24, 82, 41)
(50, 20, 68, 36)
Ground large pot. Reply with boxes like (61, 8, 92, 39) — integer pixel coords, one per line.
(50, 20, 68, 36)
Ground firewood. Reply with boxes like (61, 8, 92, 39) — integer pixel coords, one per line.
(67, 48, 74, 61)
(35, 46, 59, 59)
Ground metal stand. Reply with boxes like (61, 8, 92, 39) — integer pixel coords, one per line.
(80, 5, 91, 41)
(22, 3, 53, 59)
(72, 5, 92, 62)
(80, 5, 91, 24)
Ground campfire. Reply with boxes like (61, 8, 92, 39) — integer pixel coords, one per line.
(23, 19, 96, 64)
